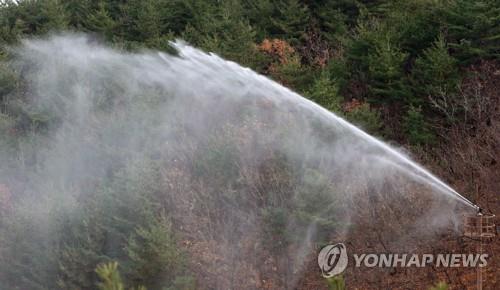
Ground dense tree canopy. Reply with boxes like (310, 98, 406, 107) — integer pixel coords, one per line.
(3, 0, 496, 144)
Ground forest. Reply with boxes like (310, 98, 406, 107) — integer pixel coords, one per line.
(0, 0, 499, 289)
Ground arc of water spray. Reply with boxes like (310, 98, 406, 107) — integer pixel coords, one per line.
(294, 97, 479, 210)
(373, 155, 475, 206)
(167, 41, 479, 211)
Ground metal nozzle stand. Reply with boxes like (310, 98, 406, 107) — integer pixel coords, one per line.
(463, 207, 496, 290)
(463, 210, 496, 239)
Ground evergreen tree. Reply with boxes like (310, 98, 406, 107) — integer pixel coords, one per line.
(443, 0, 500, 63)
(64, 0, 91, 29)
(241, 0, 275, 40)
(307, 71, 343, 113)
(384, 1, 442, 56)
(125, 214, 191, 289)
(182, 0, 259, 67)
(85, 1, 116, 39)
(162, 0, 196, 34)
(0, 1, 23, 42)
(271, 0, 311, 45)
(121, 0, 164, 43)
(366, 34, 410, 103)
(57, 158, 192, 290)
(315, 4, 348, 45)
(96, 262, 126, 290)
(429, 282, 449, 290)
(325, 275, 346, 290)
(346, 102, 383, 135)
(40, 0, 69, 32)
(413, 35, 460, 103)
(11, 0, 46, 34)
(403, 105, 435, 145)
(270, 51, 314, 92)
(136, 1, 161, 41)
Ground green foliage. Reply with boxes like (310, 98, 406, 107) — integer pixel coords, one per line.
(0, 0, 495, 128)
(125, 215, 190, 289)
(124, 0, 163, 42)
(0, 63, 16, 98)
(346, 16, 413, 103)
(326, 275, 346, 290)
(366, 33, 410, 103)
(40, 0, 69, 32)
(381, 1, 442, 55)
(164, 276, 197, 290)
(413, 35, 460, 104)
(64, 0, 91, 29)
(181, 1, 260, 67)
(429, 281, 449, 290)
(307, 71, 343, 113)
(96, 262, 146, 290)
(443, 0, 500, 63)
(346, 103, 383, 135)
(241, 0, 275, 40)
(262, 207, 290, 250)
(85, 1, 116, 39)
(270, 52, 316, 92)
(403, 106, 435, 146)
(260, 166, 340, 251)
(342, 0, 498, 112)
(193, 131, 239, 186)
(293, 169, 338, 242)
(310, 0, 348, 45)
(0, 113, 16, 160)
(96, 262, 126, 290)
(56, 159, 191, 290)
(271, 0, 310, 45)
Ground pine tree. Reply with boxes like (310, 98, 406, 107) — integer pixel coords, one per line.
(64, 0, 91, 29)
(122, 0, 165, 43)
(309, 0, 349, 45)
(412, 35, 460, 102)
(11, 0, 46, 34)
(182, 0, 258, 67)
(40, 0, 69, 32)
(307, 71, 342, 113)
(95, 262, 126, 290)
(346, 102, 383, 135)
(85, 1, 116, 39)
(366, 34, 410, 103)
(241, 0, 275, 40)
(443, 0, 500, 63)
(95, 262, 147, 290)
(403, 105, 435, 145)
(271, 0, 311, 45)
(429, 282, 449, 290)
(125, 214, 190, 289)
(326, 275, 346, 290)
(57, 158, 192, 290)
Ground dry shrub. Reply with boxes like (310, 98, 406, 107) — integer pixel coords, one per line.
(299, 26, 330, 67)
(258, 38, 295, 65)
(430, 61, 498, 125)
